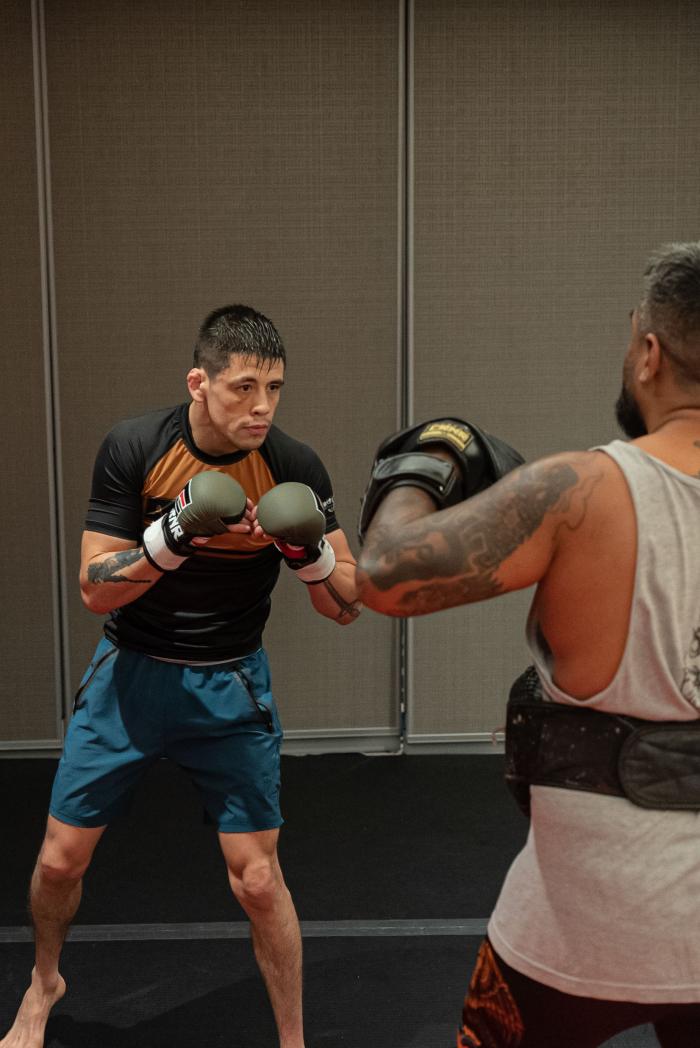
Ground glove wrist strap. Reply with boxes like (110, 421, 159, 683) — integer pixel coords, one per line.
(282, 538, 336, 583)
(274, 536, 335, 586)
(142, 517, 189, 572)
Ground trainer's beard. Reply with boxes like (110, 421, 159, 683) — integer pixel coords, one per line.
(614, 384, 647, 439)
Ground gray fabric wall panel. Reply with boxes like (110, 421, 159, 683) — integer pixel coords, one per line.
(411, 0, 700, 738)
(0, 0, 60, 742)
(12, 0, 698, 748)
(408, 593, 533, 739)
(45, 0, 398, 732)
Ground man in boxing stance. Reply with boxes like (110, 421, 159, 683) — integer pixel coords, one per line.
(2, 305, 360, 1048)
(356, 244, 700, 1046)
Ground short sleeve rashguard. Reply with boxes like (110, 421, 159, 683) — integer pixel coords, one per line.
(85, 403, 339, 661)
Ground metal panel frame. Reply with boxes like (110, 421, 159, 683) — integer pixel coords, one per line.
(34, 0, 70, 737)
(400, 0, 513, 754)
(395, 0, 414, 752)
(0, 0, 65, 751)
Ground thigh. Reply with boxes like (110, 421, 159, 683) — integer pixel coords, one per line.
(459, 939, 657, 1048)
(50, 639, 161, 827)
(169, 651, 283, 834)
(655, 1007, 700, 1047)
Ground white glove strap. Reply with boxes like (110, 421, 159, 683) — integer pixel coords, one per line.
(142, 517, 188, 572)
(295, 538, 336, 583)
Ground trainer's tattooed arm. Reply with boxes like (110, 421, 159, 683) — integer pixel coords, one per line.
(356, 453, 604, 617)
(80, 531, 163, 615)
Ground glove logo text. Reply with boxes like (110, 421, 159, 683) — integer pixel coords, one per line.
(418, 421, 473, 452)
(167, 509, 185, 542)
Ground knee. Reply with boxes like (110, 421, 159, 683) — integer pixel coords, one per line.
(229, 858, 284, 912)
(37, 843, 90, 886)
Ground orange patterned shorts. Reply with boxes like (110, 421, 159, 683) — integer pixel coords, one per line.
(457, 939, 524, 1048)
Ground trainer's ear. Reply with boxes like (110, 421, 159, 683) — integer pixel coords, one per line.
(639, 333, 662, 383)
(187, 367, 207, 401)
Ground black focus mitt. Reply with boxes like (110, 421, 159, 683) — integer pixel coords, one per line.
(358, 417, 524, 544)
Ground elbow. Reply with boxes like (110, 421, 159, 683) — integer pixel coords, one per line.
(361, 592, 404, 618)
(80, 582, 111, 616)
(355, 554, 381, 605)
(355, 559, 403, 617)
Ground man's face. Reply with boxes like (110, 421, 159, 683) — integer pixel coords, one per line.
(614, 311, 648, 439)
(195, 355, 285, 452)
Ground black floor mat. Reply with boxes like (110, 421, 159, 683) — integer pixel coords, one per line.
(0, 754, 528, 925)
(0, 938, 659, 1048)
(0, 756, 658, 1047)
(0, 936, 474, 1048)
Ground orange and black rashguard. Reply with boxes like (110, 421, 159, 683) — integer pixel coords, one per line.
(85, 403, 339, 662)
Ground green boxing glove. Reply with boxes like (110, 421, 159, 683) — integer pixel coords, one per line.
(257, 482, 336, 584)
(143, 471, 246, 572)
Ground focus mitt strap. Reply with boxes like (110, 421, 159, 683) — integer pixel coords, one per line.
(358, 416, 524, 543)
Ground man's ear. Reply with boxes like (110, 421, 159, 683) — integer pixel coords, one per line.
(638, 332, 662, 383)
(187, 367, 207, 401)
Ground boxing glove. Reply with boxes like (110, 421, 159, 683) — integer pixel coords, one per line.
(358, 417, 524, 543)
(143, 471, 247, 572)
(257, 482, 336, 583)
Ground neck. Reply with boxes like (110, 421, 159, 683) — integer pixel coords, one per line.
(188, 402, 241, 457)
(648, 406, 700, 435)
(634, 410, 700, 473)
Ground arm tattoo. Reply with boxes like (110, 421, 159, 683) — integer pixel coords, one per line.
(364, 461, 599, 613)
(319, 576, 362, 622)
(87, 548, 151, 585)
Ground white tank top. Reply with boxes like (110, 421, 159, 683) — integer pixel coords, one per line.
(488, 440, 700, 1002)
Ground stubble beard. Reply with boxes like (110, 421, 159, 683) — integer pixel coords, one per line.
(614, 384, 648, 439)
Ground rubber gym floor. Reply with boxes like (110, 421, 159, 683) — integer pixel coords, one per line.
(1, 754, 659, 1047)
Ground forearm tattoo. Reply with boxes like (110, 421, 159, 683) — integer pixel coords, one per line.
(321, 576, 362, 622)
(363, 461, 599, 614)
(87, 548, 151, 585)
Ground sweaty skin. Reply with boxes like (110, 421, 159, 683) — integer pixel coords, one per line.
(357, 448, 639, 700)
(358, 306, 700, 703)
(2, 348, 360, 1048)
(357, 284, 700, 1039)
(361, 460, 582, 602)
(80, 356, 360, 624)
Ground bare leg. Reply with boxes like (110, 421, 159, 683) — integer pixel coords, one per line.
(0, 816, 105, 1048)
(219, 829, 304, 1048)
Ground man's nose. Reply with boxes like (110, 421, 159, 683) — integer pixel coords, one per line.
(252, 393, 272, 415)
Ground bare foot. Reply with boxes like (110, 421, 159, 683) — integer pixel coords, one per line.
(0, 971, 66, 1048)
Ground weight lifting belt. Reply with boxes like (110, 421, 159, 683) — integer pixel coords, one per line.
(505, 666, 700, 817)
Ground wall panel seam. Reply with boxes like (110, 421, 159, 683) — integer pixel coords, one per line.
(32, 0, 68, 742)
(399, 0, 415, 746)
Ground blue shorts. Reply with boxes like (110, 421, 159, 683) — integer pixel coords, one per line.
(50, 638, 283, 833)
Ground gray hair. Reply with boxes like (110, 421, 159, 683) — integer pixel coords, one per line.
(638, 242, 700, 385)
